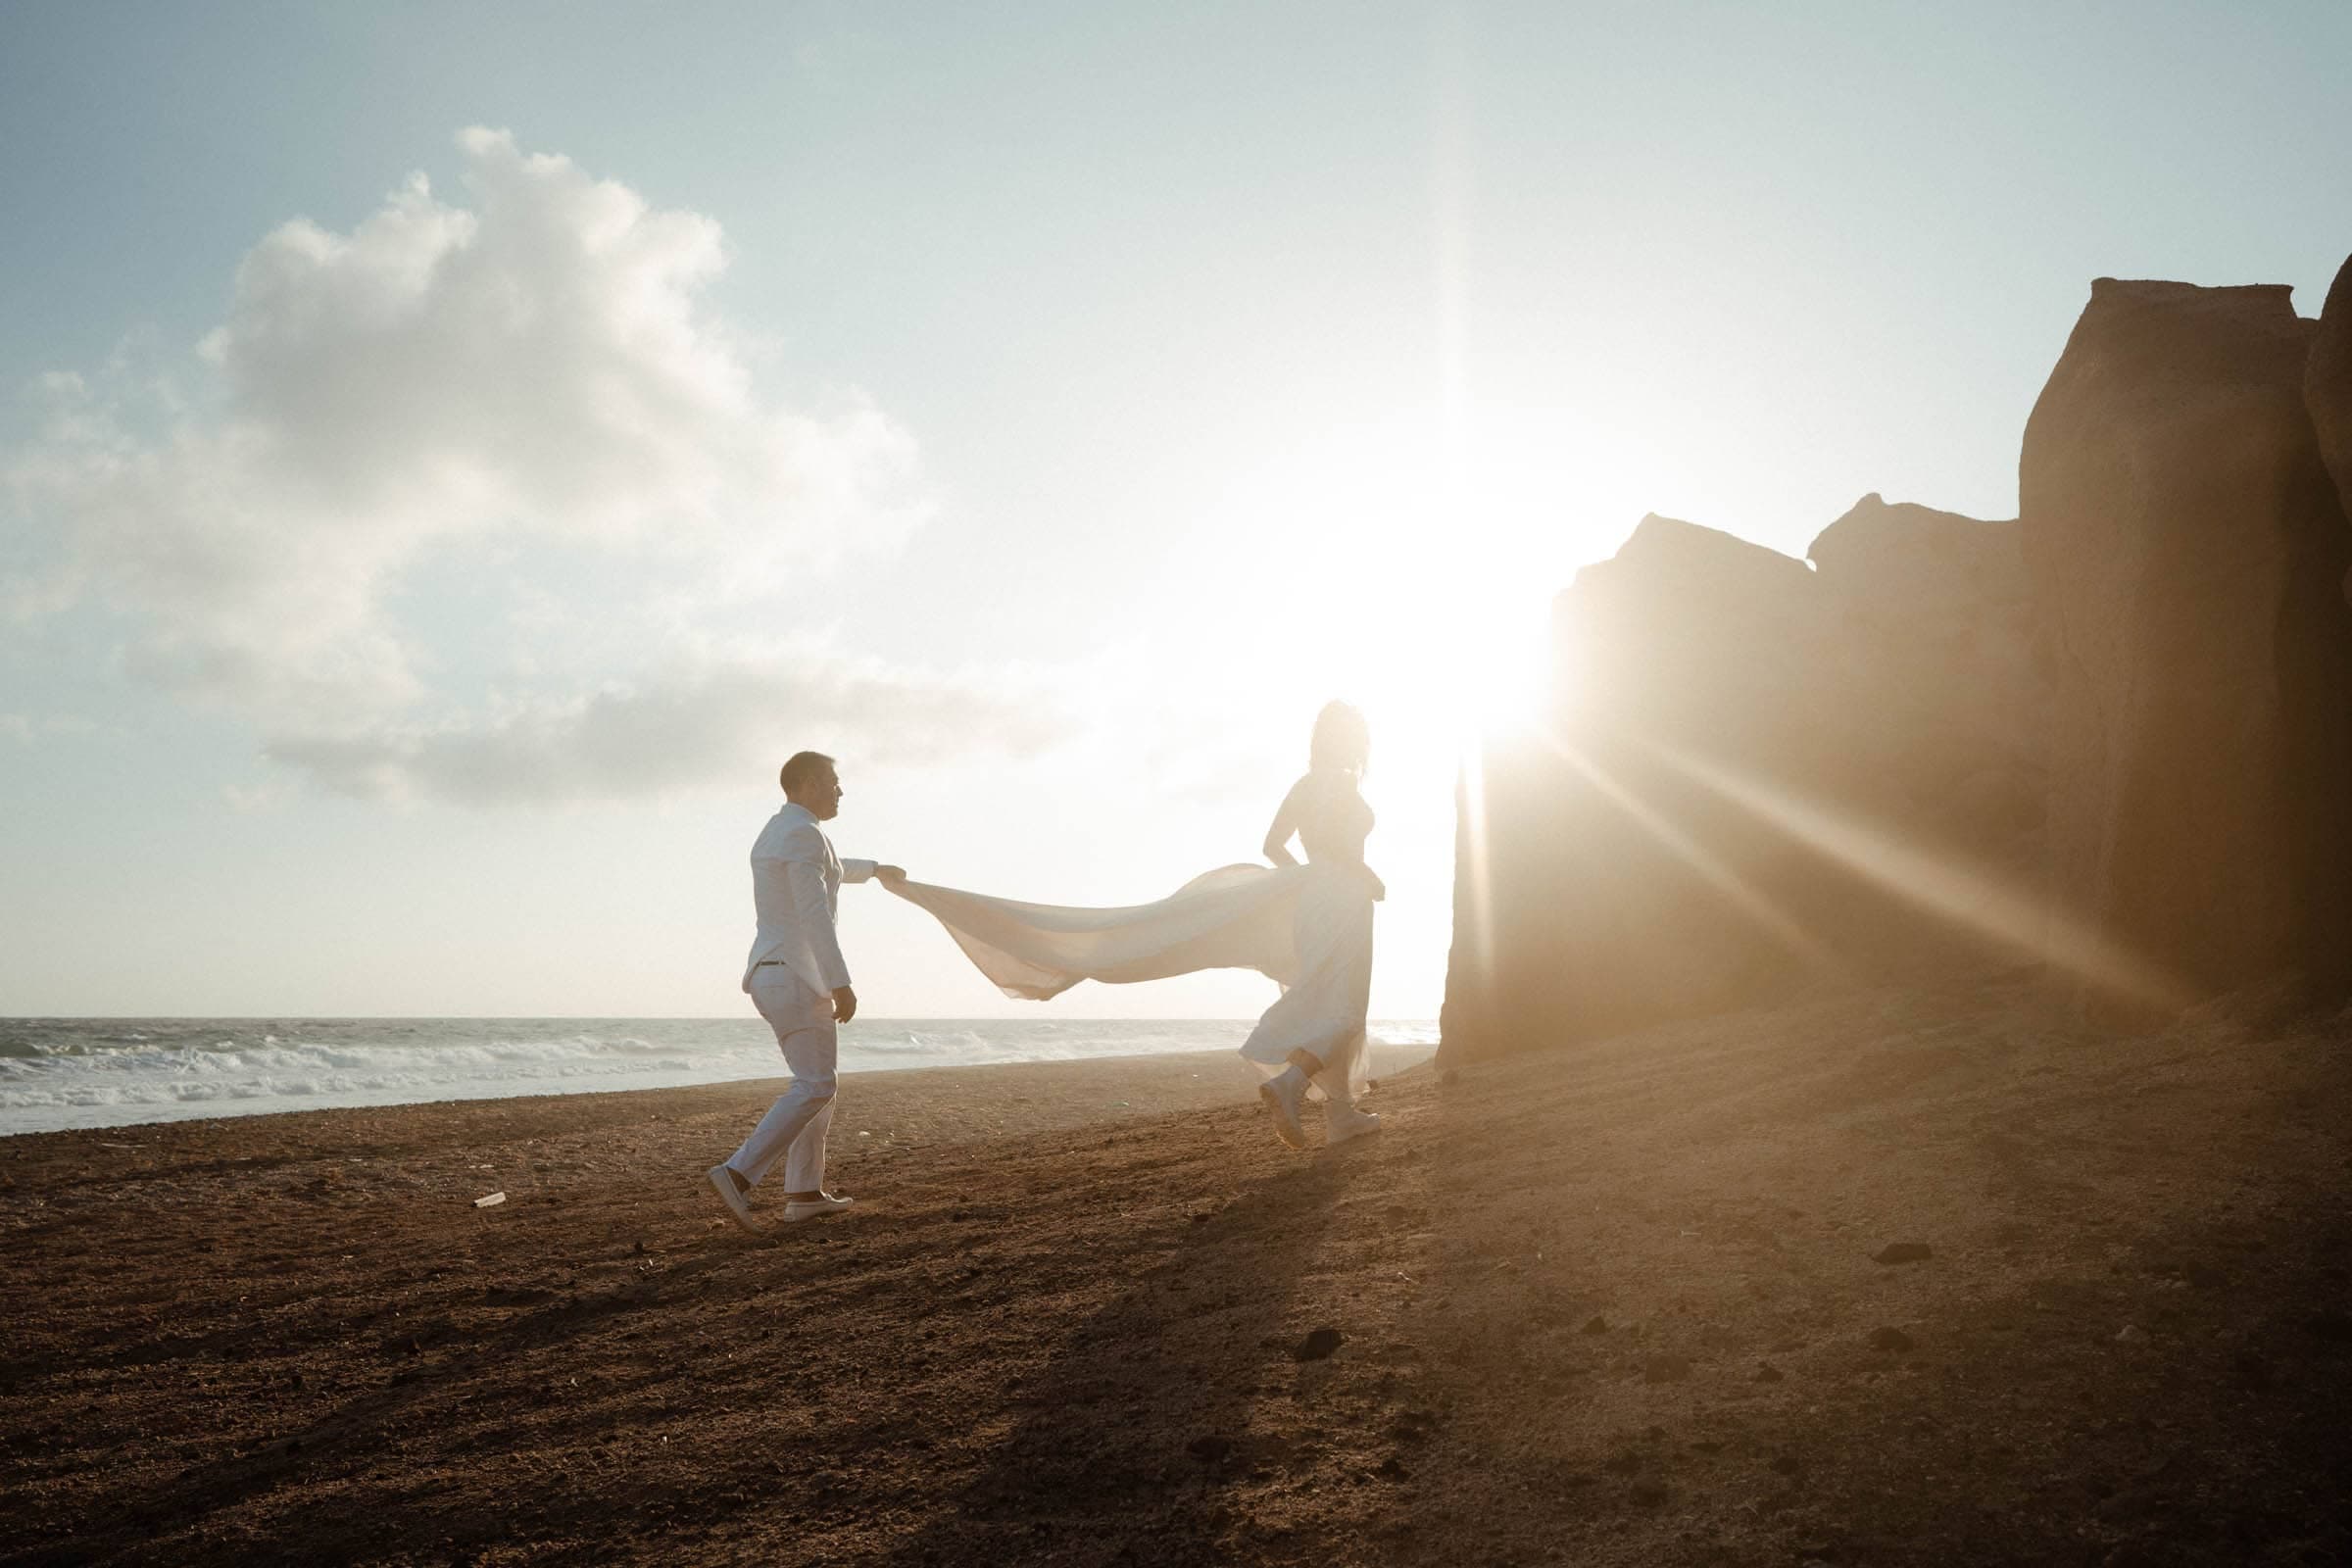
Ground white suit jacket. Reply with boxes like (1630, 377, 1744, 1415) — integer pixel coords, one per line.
(742, 803, 876, 995)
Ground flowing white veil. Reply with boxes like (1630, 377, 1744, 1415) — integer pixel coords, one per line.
(884, 861, 1371, 1099)
(882, 863, 1308, 1000)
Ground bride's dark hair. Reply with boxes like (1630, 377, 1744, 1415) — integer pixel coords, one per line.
(1309, 700, 1370, 775)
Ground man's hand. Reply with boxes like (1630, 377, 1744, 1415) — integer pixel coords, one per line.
(831, 985, 858, 1023)
(875, 864, 907, 888)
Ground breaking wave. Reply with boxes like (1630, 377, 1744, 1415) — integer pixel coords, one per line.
(0, 1017, 1438, 1135)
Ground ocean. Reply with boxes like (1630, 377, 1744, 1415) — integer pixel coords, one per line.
(0, 1017, 1442, 1137)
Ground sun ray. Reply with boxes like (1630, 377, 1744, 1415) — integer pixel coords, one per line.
(1535, 728, 1835, 965)
(1453, 734, 1498, 1003)
(1649, 744, 2192, 1016)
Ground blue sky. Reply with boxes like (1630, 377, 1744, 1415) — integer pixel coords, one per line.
(4, 2, 2348, 1017)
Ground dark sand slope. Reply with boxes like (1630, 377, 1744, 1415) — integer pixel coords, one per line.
(3, 1003, 2347, 1566)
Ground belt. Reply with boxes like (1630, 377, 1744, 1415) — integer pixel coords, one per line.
(756, 961, 835, 979)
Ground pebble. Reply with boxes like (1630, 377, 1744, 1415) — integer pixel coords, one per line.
(1872, 1242, 1933, 1265)
(1869, 1327, 1915, 1352)
(1294, 1327, 1346, 1362)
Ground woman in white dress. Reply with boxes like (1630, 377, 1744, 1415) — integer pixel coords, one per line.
(877, 701, 1389, 1148)
(1244, 701, 1385, 1150)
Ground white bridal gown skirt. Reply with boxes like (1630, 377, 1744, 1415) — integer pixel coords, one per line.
(1236, 865, 1373, 1096)
(885, 860, 1373, 1098)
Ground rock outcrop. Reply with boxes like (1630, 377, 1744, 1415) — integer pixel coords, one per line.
(1443, 501, 2045, 1061)
(1806, 493, 2044, 878)
(1445, 269, 2352, 1065)
(2308, 252, 2352, 528)
(2020, 278, 2352, 1010)
(1557, 513, 1833, 754)
(1444, 517, 1838, 1057)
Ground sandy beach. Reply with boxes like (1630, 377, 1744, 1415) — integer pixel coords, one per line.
(4, 1001, 2348, 1566)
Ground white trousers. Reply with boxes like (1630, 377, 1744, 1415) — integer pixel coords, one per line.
(727, 968, 839, 1194)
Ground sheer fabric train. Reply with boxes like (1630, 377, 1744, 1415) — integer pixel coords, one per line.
(883, 862, 1373, 1098)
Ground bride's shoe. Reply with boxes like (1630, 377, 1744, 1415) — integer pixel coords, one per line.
(1260, 1068, 1310, 1150)
(1324, 1102, 1382, 1146)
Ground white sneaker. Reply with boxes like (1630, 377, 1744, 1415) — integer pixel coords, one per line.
(782, 1192, 855, 1223)
(707, 1164, 759, 1233)
(1324, 1102, 1382, 1146)
(1260, 1071, 1310, 1151)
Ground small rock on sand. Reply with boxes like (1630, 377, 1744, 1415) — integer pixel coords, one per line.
(1293, 1327, 1346, 1362)
(1582, 1315, 1610, 1335)
(1869, 1327, 1915, 1352)
(1755, 1362, 1785, 1382)
(1872, 1242, 1933, 1264)
(1186, 1435, 1231, 1463)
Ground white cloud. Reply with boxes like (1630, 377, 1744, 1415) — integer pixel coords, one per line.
(263, 644, 1069, 807)
(6, 129, 1049, 802)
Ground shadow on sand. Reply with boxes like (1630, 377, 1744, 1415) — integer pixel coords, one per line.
(880, 1153, 1371, 1566)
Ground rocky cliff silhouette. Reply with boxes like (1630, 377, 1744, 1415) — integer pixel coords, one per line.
(1444, 262, 2352, 1062)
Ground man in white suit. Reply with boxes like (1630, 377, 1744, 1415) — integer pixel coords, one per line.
(708, 751, 904, 1231)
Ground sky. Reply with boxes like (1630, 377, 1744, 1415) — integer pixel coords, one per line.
(3, 1, 2348, 1019)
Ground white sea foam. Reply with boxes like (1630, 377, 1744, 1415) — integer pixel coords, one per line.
(0, 1018, 1439, 1136)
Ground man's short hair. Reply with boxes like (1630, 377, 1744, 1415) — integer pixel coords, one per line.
(779, 751, 836, 796)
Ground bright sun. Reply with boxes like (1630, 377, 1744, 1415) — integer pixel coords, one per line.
(1195, 401, 1642, 811)
(1158, 406, 1641, 1014)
